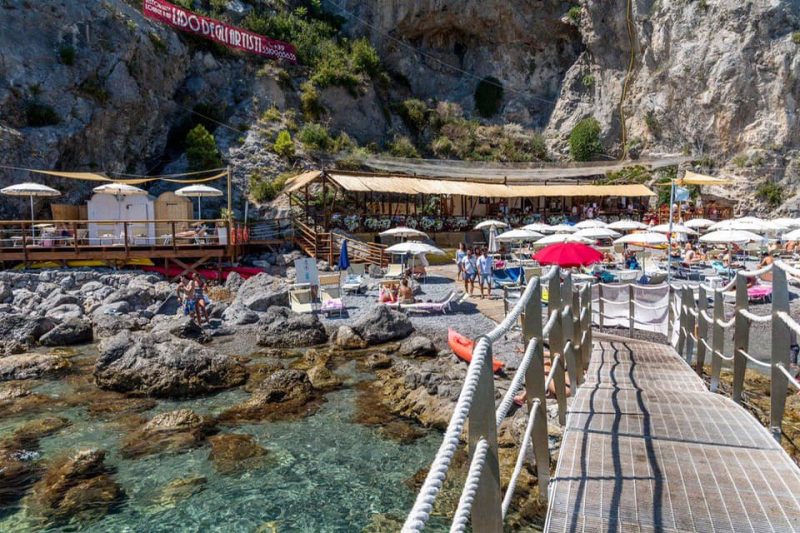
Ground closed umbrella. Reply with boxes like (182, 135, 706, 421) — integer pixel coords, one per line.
(338, 239, 350, 271)
(488, 226, 499, 253)
(1, 182, 61, 238)
(533, 242, 603, 268)
(379, 226, 429, 240)
(607, 219, 648, 231)
(175, 184, 223, 220)
(474, 219, 508, 230)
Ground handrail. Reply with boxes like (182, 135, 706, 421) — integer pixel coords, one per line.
(403, 266, 592, 532)
(674, 262, 800, 440)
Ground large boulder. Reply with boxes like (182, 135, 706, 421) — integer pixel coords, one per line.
(218, 369, 319, 424)
(45, 303, 84, 322)
(398, 335, 437, 357)
(120, 409, 214, 458)
(232, 273, 288, 311)
(26, 449, 124, 524)
(40, 318, 93, 347)
(352, 306, 414, 345)
(222, 303, 259, 325)
(256, 307, 327, 347)
(333, 325, 367, 349)
(94, 331, 247, 397)
(224, 271, 245, 292)
(151, 315, 209, 342)
(91, 312, 146, 339)
(307, 364, 342, 391)
(0, 353, 70, 381)
(0, 313, 54, 354)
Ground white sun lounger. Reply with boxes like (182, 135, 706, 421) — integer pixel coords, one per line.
(387, 291, 458, 314)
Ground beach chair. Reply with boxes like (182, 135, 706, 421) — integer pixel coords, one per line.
(348, 263, 366, 277)
(396, 291, 458, 314)
(616, 269, 641, 284)
(383, 263, 404, 279)
(289, 285, 315, 313)
(318, 273, 344, 317)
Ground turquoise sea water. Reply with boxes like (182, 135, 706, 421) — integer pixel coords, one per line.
(0, 356, 444, 532)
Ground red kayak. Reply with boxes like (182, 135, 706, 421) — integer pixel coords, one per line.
(140, 265, 264, 281)
(448, 329, 505, 373)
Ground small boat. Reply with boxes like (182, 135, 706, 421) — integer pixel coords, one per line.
(448, 329, 505, 373)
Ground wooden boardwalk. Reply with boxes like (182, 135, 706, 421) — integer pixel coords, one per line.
(546, 336, 800, 532)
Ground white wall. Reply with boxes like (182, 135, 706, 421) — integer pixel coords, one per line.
(87, 194, 156, 244)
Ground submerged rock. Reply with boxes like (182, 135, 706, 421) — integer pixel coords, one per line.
(243, 362, 286, 392)
(218, 369, 320, 424)
(208, 433, 268, 475)
(363, 353, 393, 370)
(333, 325, 368, 349)
(39, 318, 93, 347)
(256, 307, 328, 348)
(27, 449, 124, 525)
(307, 364, 342, 391)
(94, 330, 247, 398)
(352, 306, 413, 345)
(120, 409, 214, 458)
(0, 353, 70, 382)
(156, 475, 207, 507)
(10, 417, 71, 447)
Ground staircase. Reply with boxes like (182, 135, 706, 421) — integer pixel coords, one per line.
(293, 218, 387, 267)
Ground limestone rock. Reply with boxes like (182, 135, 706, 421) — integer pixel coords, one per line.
(233, 273, 289, 311)
(218, 369, 319, 424)
(334, 325, 367, 349)
(40, 318, 93, 347)
(0, 353, 70, 382)
(120, 409, 213, 458)
(208, 433, 268, 475)
(352, 306, 414, 345)
(398, 335, 437, 357)
(256, 307, 328, 347)
(307, 364, 342, 391)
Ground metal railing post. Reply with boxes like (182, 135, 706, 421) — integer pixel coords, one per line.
(710, 289, 724, 392)
(524, 281, 550, 503)
(628, 284, 635, 337)
(770, 266, 790, 443)
(696, 285, 709, 375)
(732, 272, 749, 404)
(468, 339, 503, 531)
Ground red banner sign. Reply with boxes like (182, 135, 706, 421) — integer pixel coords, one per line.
(143, 0, 297, 63)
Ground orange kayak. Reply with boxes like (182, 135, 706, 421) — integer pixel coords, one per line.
(448, 329, 505, 373)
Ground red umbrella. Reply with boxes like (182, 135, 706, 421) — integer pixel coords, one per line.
(533, 242, 603, 268)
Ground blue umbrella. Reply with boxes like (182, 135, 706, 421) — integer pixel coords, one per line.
(338, 239, 350, 271)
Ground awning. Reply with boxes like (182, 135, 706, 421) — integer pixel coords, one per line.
(325, 172, 654, 198)
(11, 168, 228, 185)
(284, 170, 323, 192)
(673, 171, 733, 186)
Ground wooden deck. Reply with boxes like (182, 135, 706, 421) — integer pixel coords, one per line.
(546, 336, 800, 532)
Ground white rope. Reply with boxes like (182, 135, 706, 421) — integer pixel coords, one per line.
(496, 338, 537, 427)
(631, 283, 671, 291)
(776, 363, 800, 390)
(737, 349, 771, 369)
(688, 308, 699, 318)
(716, 317, 736, 328)
(501, 400, 540, 518)
(542, 310, 559, 336)
(740, 309, 772, 323)
(777, 311, 800, 338)
(776, 260, 800, 279)
(699, 338, 712, 352)
(736, 263, 774, 279)
(544, 354, 562, 390)
(449, 438, 490, 533)
(714, 349, 734, 362)
(699, 310, 714, 324)
(700, 278, 736, 293)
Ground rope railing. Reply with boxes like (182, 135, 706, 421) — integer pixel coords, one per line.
(402, 267, 593, 532)
(674, 262, 800, 438)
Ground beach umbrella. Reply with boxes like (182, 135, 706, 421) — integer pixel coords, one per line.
(496, 229, 544, 242)
(474, 219, 508, 230)
(384, 242, 445, 255)
(1, 182, 61, 238)
(708, 217, 775, 233)
(613, 232, 668, 245)
(549, 223, 578, 233)
(574, 219, 608, 229)
(650, 223, 698, 235)
(699, 229, 765, 245)
(379, 226, 428, 240)
(573, 227, 621, 240)
(781, 228, 800, 241)
(486, 225, 499, 253)
(535, 233, 593, 245)
(684, 218, 716, 229)
(175, 184, 223, 220)
(533, 242, 603, 268)
(338, 239, 350, 271)
(522, 222, 554, 233)
(607, 219, 648, 231)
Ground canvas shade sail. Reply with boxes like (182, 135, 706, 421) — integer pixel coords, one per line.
(674, 171, 734, 186)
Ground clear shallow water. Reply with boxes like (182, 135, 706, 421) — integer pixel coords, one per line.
(0, 356, 444, 532)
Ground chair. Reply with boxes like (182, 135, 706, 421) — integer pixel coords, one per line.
(318, 274, 344, 317)
(289, 286, 314, 313)
(383, 263, 404, 279)
(348, 263, 366, 277)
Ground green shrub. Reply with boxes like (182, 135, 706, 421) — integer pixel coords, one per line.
(273, 130, 295, 158)
(793, 32, 800, 44)
(602, 165, 651, 184)
(25, 101, 60, 127)
(311, 40, 359, 89)
(300, 81, 323, 120)
(389, 136, 420, 158)
(350, 38, 380, 76)
(582, 74, 595, 88)
(298, 123, 332, 151)
(400, 99, 428, 131)
(474, 76, 504, 118)
(174, 0, 193, 8)
(261, 106, 282, 122)
(59, 45, 75, 65)
(148, 33, 167, 53)
(250, 173, 277, 203)
(567, 5, 582, 23)
(336, 147, 370, 170)
(432, 136, 455, 158)
(332, 132, 355, 152)
(568, 117, 602, 161)
(185, 124, 222, 171)
(644, 111, 661, 136)
(756, 182, 783, 207)
(732, 153, 748, 168)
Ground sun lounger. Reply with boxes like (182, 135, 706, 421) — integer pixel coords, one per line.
(493, 267, 523, 289)
(342, 274, 366, 294)
(348, 263, 366, 277)
(616, 269, 641, 284)
(383, 263, 404, 279)
(320, 286, 344, 317)
(289, 287, 314, 313)
(388, 291, 458, 314)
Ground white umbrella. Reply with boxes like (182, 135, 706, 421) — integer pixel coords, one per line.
(379, 226, 429, 239)
(650, 223, 698, 235)
(175, 184, 223, 220)
(535, 233, 593, 245)
(699, 230, 765, 245)
(384, 241, 445, 255)
(1, 182, 61, 238)
(573, 227, 621, 240)
(613, 232, 667, 245)
(607, 219, 648, 231)
(684, 218, 716, 229)
(474, 219, 508, 230)
(549, 223, 578, 233)
(708, 218, 775, 234)
(781, 228, 800, 241)
(772, 218, 800, 228)
(488, 225, 499, 253)
(496, 229, 544, 242)
(574, 219, 608, 229)
(522, 222, 554, 233)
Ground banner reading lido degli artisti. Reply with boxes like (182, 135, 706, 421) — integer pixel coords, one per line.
(143, 0, 297, 63)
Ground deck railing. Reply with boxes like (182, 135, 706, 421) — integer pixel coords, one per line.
(402, 267, 593, 532)
(673, 260, 800, 441)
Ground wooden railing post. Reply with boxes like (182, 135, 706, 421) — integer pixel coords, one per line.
(710, 289, 724, 392)
(561, 273, 578, 391)
(598, 283, 604, 329)
(21, 222, 29, 265)
(732, 272, 749, 404)
(696, 285, 709, 375)
(582, 285, 592, 373)
(548, 269, 567, 426)
(676, 287, 687, 358)
(572, 285, 582, 385)
(628, 284, 635, 337)
(524, 280, 550, 502)
(72, 222, 79, 252)
(684, 286, 697, 364)
(771, 266, 790, 442)
(171, 222, 177, 252)
(468, 338, 503, 531)
(123, 222, 129, 256)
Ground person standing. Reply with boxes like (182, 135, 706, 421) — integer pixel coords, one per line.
(455, 242, 467, 281)
(461, 248, 477, 296)
(477, 248, 494, 299)
(190, 272, 210, 325)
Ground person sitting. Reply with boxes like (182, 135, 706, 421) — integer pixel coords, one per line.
(758, 251, 774, 282)
(624, 251, 640, 270)
(682, 243, 699, 265)
(379, 283, 399, 303)
(398, 278, 415, 303)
